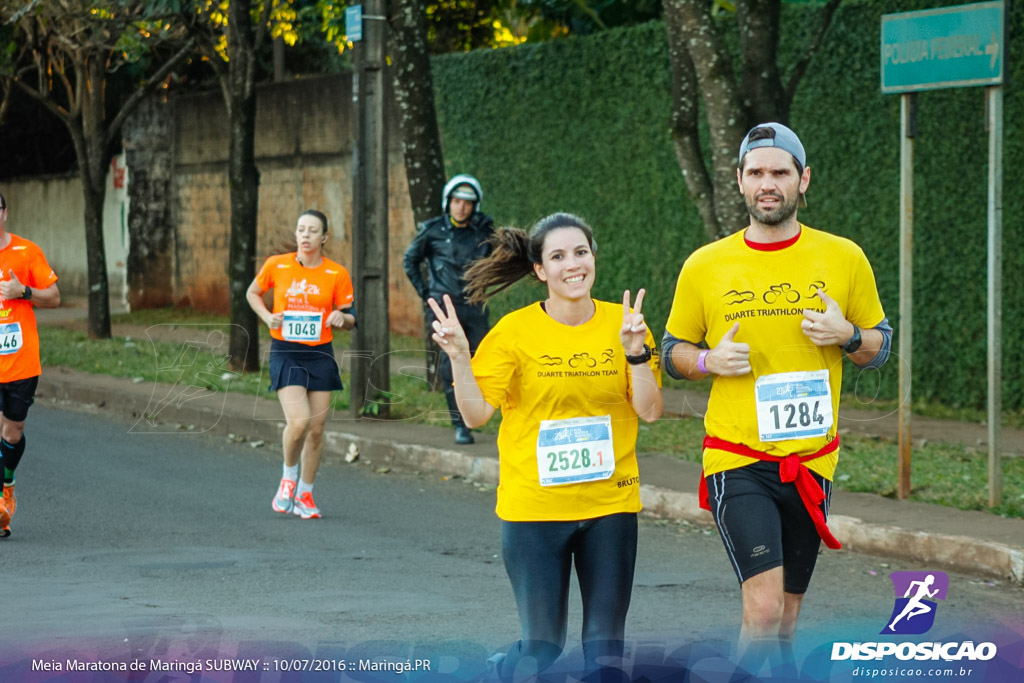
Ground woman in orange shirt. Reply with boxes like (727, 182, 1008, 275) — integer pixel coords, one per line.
(246, 209, 355, 519)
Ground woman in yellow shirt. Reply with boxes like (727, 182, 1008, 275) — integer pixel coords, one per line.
(428, 212, 662, 679)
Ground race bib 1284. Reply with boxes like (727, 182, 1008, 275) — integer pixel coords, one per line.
(754, 370, 833, 442)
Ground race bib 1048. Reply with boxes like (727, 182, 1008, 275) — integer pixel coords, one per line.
(282, 311, 323, 342)
(754, 370, 833, 442)
(536, 415, 615, 487)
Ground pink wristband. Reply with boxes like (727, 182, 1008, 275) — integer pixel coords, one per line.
(697, 349, 710, 374)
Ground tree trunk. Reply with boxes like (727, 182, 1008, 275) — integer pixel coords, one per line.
(389, 0, 447, 390)
(664, 0, 718, 237)
(665, 0, 842, 241)
(124, 97, 175, 309)
(664, 0, 749, 240)
(350, 0, 391, 417)
(389, 0, 447, 224)
(81, 175, 112, 339)
(737, 0, 787, 123)
(225, 0, 260, 373)
(80, 54, 112, 339)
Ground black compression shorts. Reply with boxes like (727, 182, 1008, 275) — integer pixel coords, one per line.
(0, 376, 38, 422)
(704, 460, 832, 594)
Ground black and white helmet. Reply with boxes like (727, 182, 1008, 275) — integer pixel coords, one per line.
(441, 174, 483, 214)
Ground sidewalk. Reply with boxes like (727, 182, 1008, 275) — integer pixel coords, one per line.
(35, 302, 1024, 585)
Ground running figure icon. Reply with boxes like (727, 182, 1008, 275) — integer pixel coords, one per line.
(887, 574, 939, 632)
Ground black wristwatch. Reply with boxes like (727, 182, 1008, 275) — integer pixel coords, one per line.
(841, 324, 862, 353)
(625, 344, 652, 365)
(22, 286, 32, 301)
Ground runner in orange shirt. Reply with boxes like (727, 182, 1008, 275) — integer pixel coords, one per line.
(0, 191, 61, 538)
(246, 209, 355, 519)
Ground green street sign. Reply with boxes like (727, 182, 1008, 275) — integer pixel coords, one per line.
(346, 5, 363, 42)
(881, 1, 1005, 93)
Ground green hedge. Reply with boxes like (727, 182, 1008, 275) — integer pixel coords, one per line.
(431, 0, 1023, 412)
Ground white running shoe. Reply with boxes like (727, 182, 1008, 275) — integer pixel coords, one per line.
(272, 478, 297, 514)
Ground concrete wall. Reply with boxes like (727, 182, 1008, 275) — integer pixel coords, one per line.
(167, 74, 422, 335)
(0, 157, 129, 303)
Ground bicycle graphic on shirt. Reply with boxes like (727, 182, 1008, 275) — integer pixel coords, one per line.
(761, 280, 829, 304)
(762, 283, 801, 304)
(568, 352, 597, 369)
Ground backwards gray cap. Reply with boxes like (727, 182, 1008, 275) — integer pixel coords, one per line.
(737, 122, 806, 169)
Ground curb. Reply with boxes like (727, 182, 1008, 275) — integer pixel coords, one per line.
(830, 516, 1024, 585)
(38, 373, 1024, 586)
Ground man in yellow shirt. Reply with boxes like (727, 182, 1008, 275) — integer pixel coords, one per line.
(663, 123, 892, 673)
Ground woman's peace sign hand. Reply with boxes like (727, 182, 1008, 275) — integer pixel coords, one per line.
(427, 294, 471, 358)
(620, 288, 648, 356)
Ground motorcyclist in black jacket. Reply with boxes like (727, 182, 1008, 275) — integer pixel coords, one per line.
(403, 174, 495, 444)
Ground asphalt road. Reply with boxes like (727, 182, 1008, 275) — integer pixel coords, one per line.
(3, 404, 1022, 681)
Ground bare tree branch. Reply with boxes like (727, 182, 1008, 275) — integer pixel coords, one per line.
(784, 0, 842, 107)
(10, 77, 69, 124)
(0, 80, 13, 126)
(106, 37, 196, 148)
(253, 0, 274, 51)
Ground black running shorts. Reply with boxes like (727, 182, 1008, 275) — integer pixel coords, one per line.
(268, 339, 343, 392)
(704, 459, 832, 594)
(0, 376, 39, 422)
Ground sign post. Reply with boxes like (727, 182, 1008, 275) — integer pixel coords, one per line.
(897, 93, 914, 501)
(986, 84, 1003, 507)
(880, 1, 1005, 505)
(350, 0, 389, 417)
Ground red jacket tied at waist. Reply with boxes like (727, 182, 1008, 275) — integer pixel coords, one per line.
(698, 435, 842, 550)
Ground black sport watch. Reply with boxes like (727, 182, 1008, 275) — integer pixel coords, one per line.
(841, 324, 862, 353)
(22, 286, 32, 301)
(625, 344, 653, 365)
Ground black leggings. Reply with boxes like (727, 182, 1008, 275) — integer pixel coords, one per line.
(498, 513, 638, 680)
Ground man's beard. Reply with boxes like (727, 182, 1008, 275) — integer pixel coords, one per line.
(747, 191, 799, 226)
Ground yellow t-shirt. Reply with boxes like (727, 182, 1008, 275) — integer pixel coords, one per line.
(665, 226, 886, 479)
(472, 300, 661, 522)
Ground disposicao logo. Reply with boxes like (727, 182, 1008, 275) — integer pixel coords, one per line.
(831, 569, 998, 663)
(882, 570, 949, 635)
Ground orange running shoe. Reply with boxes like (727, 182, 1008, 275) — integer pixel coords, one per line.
(292, 491, 321, 519)
(0, 484, 14, 536)
(3, 484, 14, 518)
